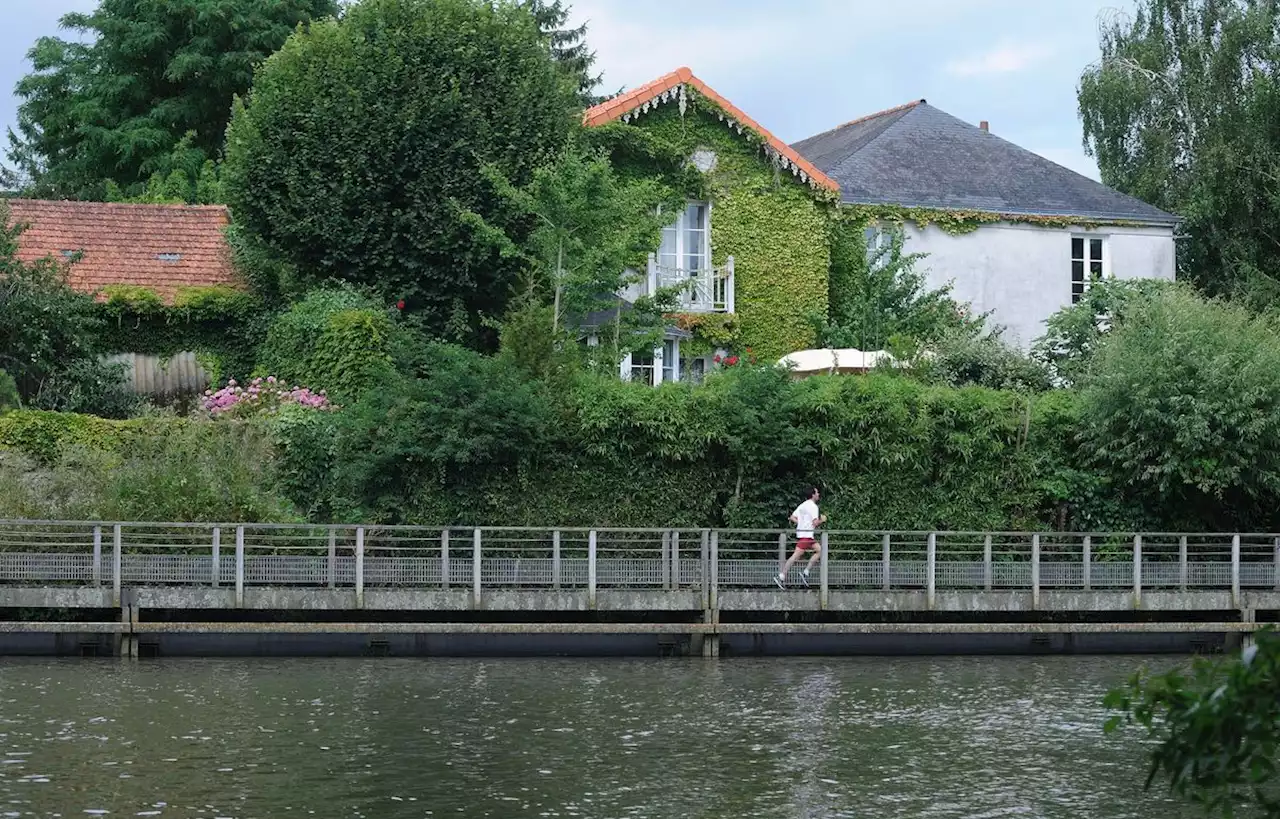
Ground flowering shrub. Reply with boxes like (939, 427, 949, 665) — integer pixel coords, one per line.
(201, 376, 332, 417)
(712, 347, 757, 369)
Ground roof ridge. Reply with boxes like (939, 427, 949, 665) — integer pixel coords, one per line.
(794, 99, 926, 147)
(8, 198, 229, 213)
(581, 66, 838, 192)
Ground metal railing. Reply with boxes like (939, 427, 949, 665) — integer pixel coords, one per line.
(1, 522, 1279, 605)
(648, 255, 734, 313)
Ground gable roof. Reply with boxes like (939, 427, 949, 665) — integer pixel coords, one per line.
(5, 199, 241, 303)
(584, 67, 838, 193)
(792, 102, 1178, 225)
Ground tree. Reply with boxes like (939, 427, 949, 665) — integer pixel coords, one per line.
(6, 0, 337, 201)
(516, 0, 602, 103)
(1078, 0, 1280, 304)
(223, 0, 580, 345)
(1079, 287, 1280, 530)
(1105, 629, 1280, 817)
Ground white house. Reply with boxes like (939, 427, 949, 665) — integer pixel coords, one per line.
(791, 100, 1179, 348)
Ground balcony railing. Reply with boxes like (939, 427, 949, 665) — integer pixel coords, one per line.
(647, 254, 734, 313)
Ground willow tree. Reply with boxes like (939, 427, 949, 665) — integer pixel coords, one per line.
(1078, 0, 1280, 304)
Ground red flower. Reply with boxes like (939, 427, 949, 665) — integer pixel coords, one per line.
(396, 300, 406, 310)
(713, 354, 722, 363)
(726, 355, 739, 366)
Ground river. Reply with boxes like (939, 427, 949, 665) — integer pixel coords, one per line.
(0, 656, 1196, 818)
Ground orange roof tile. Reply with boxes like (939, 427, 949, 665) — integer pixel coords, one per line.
(5, 199, 241, 304)
(583, 66, 839, 192)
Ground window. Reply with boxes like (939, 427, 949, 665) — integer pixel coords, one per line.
(865, 226, 891, 270)
(658, 202, 709, 274)
(156, 252, 182, 262)
(1071, 236, 1106, 304)
(683, 357, 706, 384)
(629, 350, 655, 386)
(662, 340, 678, 383)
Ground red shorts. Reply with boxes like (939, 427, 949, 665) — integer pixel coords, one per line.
(796, 538, 817, 552)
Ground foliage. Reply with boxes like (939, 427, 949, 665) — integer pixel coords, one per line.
(911, 329, 1052, 393)
(319, 345, 554, 520)
(7, 0, 336, 201)
(201, 376, 332, 417)
(671, 312, 740, 357)
(0, 207, 136, 417)
(1034, 277, 1180, 386)
(623, 95, 832, 360)
(516, 0, 601, 104)
(0, 371, 18, 413)
(223, 0, 579, 345)
(255, 288, 395, 401)
(841, 203, 1131, 236)
(820, 221, 985, 352)
(1079, 288, 1280, 531)
(0, 408, 143, 463)
(1078, 0, 1280, 303)
(0, 418, 297, 523)
(104, 156, 223, 205)
(1105, 629, 1280, 817)
(496, 299, 580, 386)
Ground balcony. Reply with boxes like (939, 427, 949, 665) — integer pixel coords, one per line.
(646, 253, 734, 313)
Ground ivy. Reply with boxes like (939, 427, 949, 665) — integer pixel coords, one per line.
(671, 312, 739, 358)
(622, 97, 832, 361)
(841, 204, 1149, 236)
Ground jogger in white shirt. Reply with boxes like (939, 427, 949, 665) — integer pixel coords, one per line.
(775, 487, 826, 588)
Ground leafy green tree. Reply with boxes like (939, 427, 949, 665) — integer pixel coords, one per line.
(0, 206, 137, 418)
(1079, 287, 1280, 530)
(224, 0, 579, 344)
(1105, 629, 1280, 817)
(516, 0, 601, 103)
(1078, 0, 1280, 303)
(7, 0, 337, 201)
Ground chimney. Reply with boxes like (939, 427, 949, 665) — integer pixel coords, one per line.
(979, 120, 989, 133)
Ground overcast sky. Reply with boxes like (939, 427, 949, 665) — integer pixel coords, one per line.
(0, 0, 1135, 182)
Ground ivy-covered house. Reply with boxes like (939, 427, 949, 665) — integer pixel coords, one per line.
(582, 67, 840, 382)
(584, 68, 1178, 377)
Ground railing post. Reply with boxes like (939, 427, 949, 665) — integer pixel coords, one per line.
(983, 534, 992, 591)
(234, 526, 245, 608)
(1231, 534, 1241, 608)
(211, 526, 220, 587)
(725, 256, 735, 313)
(355, 527, 365, 609)
(777, 532, 787, 574)
(327, 528, 336, 589)
(111, 524, 122, 607)
(661, 531, 671, 590)
(587, 530, 597, 609)
(1031, 534, 1040, 610)
(700, 530, 710, 610)
(926, 532, 936, 611)
(708, 530, 718, 614)
(551, 530, 561, 590)
(882, 533, 891, 591)
(472, 528, 482, 609)
(1082, 536, 1092, 591)
(819, 532, 829, 609)
(671, 531, 680, 587)
(92, 526, 102, 587)
(1132, 534, 1143, 609)
(1274, 537, 1280, 592)
(441, 529, 450, 590)
(1179, 536, 1188, 592)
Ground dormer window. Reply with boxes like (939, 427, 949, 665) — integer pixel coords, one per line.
(157, 252, 182, 262)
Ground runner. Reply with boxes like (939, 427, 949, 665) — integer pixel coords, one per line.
(775, 487, 826, 588)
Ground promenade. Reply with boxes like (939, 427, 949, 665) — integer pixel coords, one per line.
(1, 521, 1276, 657)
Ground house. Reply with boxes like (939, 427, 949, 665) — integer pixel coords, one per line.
(5, 199, 242, 395)
(791, 100, 1178, 347)
(6, 199, 239, 304)
(582, 68, 1177, 382)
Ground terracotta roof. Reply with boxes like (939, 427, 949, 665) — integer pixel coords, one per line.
(5, 199, 241, 303)
(583, 66, 838, 192)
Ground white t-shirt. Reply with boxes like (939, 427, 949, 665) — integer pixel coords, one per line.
(793, 499, 820, 538)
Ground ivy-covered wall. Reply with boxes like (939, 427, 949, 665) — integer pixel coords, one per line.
(621, 95, 832, 361)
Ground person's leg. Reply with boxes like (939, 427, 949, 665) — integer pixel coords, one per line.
(805, 544, 822, 573)
(776, 545, 805, 585)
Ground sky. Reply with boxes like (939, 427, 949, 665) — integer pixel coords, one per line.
(0, 0, 1137, 182)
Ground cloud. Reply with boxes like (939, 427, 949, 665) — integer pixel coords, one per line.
(945, 43, 1055, 77)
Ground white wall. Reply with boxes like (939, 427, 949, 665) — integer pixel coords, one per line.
(896, 221, 1175, 348)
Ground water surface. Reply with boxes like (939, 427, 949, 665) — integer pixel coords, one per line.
(0, 656, 1193, 818)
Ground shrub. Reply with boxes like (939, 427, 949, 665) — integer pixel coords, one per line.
(0, 409, 136, 463)
(911, 329, 1051, 393)
(0, 370, 19, 413)
(202, 376, 332, 417)
(1080, 288, 1280, 530)
(256, 287, 394, 400)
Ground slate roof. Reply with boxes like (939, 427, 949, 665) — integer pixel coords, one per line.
(792, 102, 1178, 225)
(5, 199, 241, 303)
(584, 67, 838, 192)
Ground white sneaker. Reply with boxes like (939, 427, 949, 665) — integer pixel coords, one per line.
(800, 570, 811, 588)
(774, 573, 785, 589)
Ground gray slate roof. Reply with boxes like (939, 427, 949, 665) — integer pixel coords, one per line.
(791, 102, 1178, 225)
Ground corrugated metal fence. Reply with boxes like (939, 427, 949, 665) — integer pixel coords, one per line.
(105, 352, 210, 397)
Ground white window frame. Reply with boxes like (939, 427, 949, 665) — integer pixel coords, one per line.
(658, 201, 710, 275)
(1071, 235, 1109, 304)
(865, 224, 892, 270)
(621, 338, 683, 386)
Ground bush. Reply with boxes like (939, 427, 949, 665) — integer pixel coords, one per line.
(201, 376, 332, 417)
(911, 329, 1051, 393)
(1079, 288, 1280, 530)
(256, 287, 395, 400)
(0, 370, 18, 413)
(0, 409, 136, 463)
